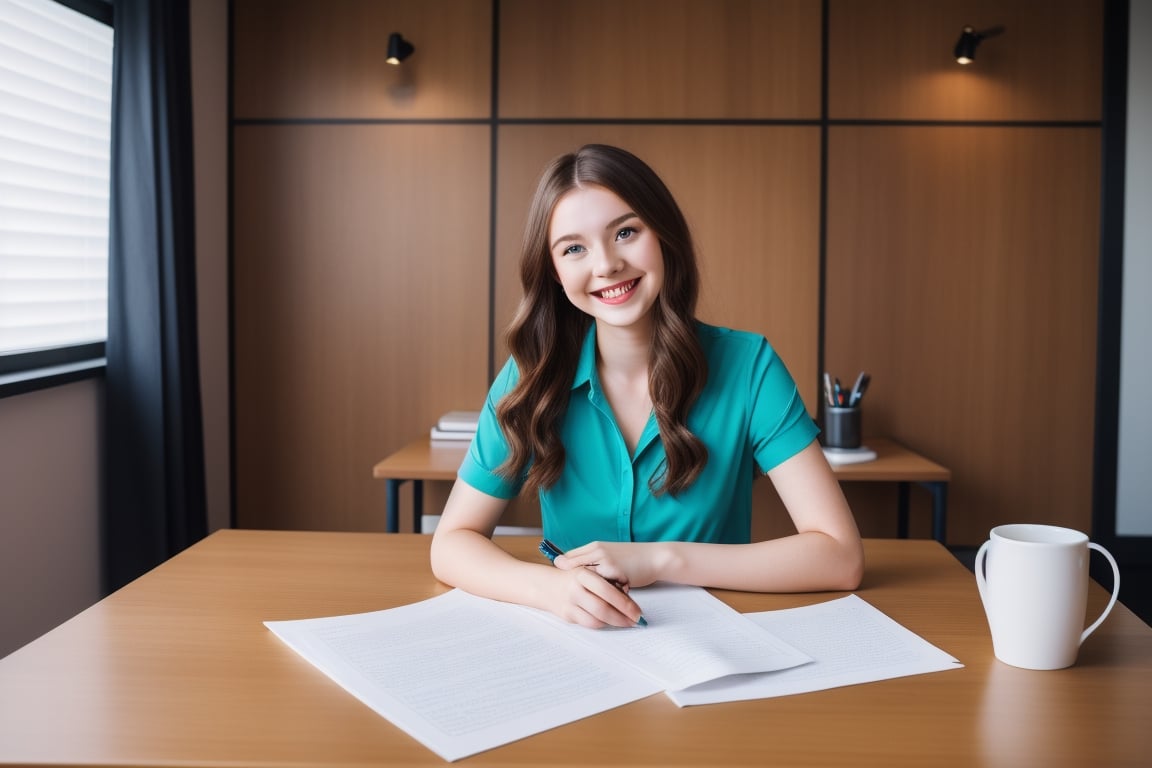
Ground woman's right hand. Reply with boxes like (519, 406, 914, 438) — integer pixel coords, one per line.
(543, 565, 646, 629)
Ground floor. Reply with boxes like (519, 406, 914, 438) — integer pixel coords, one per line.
(948, 547, 1152, 628)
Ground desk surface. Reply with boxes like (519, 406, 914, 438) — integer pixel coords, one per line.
(1, 530, 1148, 767)
(830, 436, 951, 481)
(373, 435, 468, 481)
(372, 435, 951, 482)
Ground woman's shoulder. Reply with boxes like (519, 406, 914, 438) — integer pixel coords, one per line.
(694, 323, 790, 394)
(695, 321, 777, 359)
(490, 355, 522, 394)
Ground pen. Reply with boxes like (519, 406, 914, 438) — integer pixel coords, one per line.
(848, 372, 870, 407)
(538, 538, 564, 563)
(538, 539, 647, 626)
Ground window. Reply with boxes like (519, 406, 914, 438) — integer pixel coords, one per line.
(0, 0, 113, 391)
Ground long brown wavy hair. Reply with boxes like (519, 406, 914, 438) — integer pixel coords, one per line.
(496, 144, 709, 497)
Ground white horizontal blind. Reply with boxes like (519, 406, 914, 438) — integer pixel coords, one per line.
(0, 0, 112, 355)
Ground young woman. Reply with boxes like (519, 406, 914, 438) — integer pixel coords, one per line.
(430, 144, 863, 628)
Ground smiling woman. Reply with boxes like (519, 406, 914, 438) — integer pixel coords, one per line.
(429, 144, 864, 631)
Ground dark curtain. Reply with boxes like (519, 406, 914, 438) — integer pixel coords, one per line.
(104, 0, 207, 593)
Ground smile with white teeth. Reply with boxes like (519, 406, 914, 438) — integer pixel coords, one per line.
(596, 279, 638, 299)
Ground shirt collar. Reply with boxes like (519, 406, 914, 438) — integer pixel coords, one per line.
(572, 323, 598, 391)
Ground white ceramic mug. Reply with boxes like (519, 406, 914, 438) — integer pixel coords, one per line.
(975, 524, 1120, 670)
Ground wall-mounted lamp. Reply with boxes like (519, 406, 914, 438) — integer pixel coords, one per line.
(386, 33, 415, 65)
(953, 25, 1004, 65)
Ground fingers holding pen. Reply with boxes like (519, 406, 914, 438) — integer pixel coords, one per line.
(558, 566, 645, 629)
(540, 539, 647, 628)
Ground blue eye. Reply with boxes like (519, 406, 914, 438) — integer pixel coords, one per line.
(616, 227, 636, 241)
(563, 244, 585, 256)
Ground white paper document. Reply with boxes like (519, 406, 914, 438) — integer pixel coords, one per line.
(667, 594, 963, 706)
(265, 584, 809, 762)
(523, 582, 814, 691)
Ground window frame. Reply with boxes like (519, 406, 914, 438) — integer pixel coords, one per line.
(0, 0, 114, 398)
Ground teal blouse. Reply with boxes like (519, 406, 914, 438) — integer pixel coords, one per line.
(458, 323, 818, 549)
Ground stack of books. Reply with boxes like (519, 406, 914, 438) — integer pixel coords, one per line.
(430, 410, 479, 442)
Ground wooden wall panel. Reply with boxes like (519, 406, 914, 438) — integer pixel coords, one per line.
(234, 125, 491, 531)
(825, 126, 1100, 545)
(828, 0, 1102, 121)
(499, 0, 821, 119)
(494, 126, 822, 414)
(233, 0, 491, 119)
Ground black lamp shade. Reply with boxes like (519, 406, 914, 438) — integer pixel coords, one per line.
(954, 26, 980, 64)
(954, 24, 1004, 65)
(387, 33, 414, 65)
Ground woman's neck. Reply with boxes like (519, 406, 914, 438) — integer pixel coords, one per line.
(594, 318, 653, 379)
(594, 319, 654, 454)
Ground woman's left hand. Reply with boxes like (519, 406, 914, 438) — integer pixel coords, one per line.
(554, 541, 666, 589)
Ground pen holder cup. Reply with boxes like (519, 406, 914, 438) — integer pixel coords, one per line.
(823, 406, 861, 450)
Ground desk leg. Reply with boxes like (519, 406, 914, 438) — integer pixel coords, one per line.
(922, 481, 948, 545)
(386, 479, 402, 534)
(413, 480, 424, 534)
(897, 482, 910, 538)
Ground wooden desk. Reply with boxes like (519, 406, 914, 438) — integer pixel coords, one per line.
(373, 436, 951, 541)
(1, 531, 1148, 767)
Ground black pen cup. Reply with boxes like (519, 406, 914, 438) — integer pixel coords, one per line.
(823, 406, 862, 450)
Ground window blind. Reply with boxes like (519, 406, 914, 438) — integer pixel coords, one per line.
(0, 0, 112, 356)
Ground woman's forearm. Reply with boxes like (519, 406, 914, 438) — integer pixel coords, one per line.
(655, 531, 864, 592)
(430, 527, 554, 609)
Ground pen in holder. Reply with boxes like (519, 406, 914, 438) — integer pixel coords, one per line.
(823, 405, 862, 450)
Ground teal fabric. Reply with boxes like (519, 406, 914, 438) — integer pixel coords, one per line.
(459, 323, 818, 548)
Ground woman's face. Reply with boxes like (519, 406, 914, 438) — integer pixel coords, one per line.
(548, 184, 664, 334)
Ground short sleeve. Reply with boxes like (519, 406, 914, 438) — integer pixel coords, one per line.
(747, 339, 819, 472)
(457, 357, 524, 499)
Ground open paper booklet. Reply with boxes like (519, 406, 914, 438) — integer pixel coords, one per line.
(266, 586, 961, 762)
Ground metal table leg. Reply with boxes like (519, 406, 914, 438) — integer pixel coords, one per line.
(413, 480, 424, 533)
(921, 481, 948, 544)
(386, 479, 402, 533)
(385, 478, 427, 533)
(897, 482, 910, 538)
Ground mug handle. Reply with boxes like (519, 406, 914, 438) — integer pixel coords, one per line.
(1081, 542, 1121, 644)
(974, 540, 991, 608)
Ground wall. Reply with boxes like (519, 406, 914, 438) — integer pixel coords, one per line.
(192, 0, 231, 533)
(230, 0, 1104, 546)
(0, 382, 103, 658)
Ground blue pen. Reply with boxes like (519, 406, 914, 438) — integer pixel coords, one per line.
(538, 539, 647, 626)
(538, 538, 564, 563)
